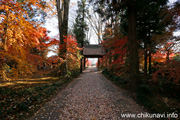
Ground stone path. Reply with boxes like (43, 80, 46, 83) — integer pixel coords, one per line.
(29, 67, 153, 120)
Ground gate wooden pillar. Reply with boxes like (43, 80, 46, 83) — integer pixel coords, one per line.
(84, 58, 86, 69)
(98, 58, 100, 69)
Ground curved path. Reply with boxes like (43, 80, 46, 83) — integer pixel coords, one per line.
(30, 67, 152, 120)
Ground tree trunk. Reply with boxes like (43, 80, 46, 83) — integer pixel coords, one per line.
(56, 0, 62, 53)
(1, 10, 9, 50)
(109, 56, 112, 65)
(59, 0, 70, 59)
(148, 36, 152, 74)
(84, 57, 86, 69)
(98, 58, 100, 69)
(56, 0, 70, 75)
(80, 1, 85, 73)
(128, 0, 140, 90)
(80, 58, 83, 73)
(149, 49, 152, 74)
(80, 42, 83, 73)
(144, 36, 147, 77)
(166, 50, 170, 63)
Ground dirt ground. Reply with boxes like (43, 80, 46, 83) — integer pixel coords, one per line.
(29, 67, 153, 120)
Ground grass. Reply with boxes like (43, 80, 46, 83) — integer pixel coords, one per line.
(0, 70, 80, 119)
(102, 69, 180, 119)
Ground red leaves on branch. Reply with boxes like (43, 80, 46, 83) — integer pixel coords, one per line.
(100, 35, 128, 75)
(153, 60, 180, 83)
(59, 35, 80, 70)
(35, 27, 59, 51)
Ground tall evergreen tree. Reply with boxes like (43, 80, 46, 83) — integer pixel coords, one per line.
(73, 0, 88, 44)
(73, 0, 88, 73)
(136, 0, 169, 75)
(119, 0, 170, 76)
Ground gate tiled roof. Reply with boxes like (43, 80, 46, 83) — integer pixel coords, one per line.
(83, 45, 105, 58)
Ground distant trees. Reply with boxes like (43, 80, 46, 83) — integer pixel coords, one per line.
(86, 8, 103, 44)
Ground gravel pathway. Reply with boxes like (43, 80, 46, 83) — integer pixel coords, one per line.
(30, 67, 153, 120)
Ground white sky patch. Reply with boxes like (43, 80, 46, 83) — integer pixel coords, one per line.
(174, 31, 180, 37)
(44, 17, 59, 37)
(88, 58, 98, 65)
(168, 0, 178, 4)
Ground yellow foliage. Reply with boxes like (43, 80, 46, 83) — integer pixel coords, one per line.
(0, 0, 48, 80)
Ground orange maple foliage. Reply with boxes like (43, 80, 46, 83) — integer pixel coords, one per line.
(0, 0, 53, 80)
(64, 35, 81, 71)
(152, 42, 175, 63)
(50, 35, 81, 75)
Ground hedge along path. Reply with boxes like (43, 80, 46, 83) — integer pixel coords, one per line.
(29, 67, 153, 120)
